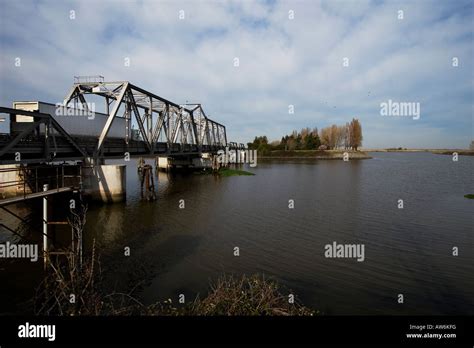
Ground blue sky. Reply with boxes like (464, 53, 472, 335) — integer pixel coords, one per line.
(0, 0, 472, 148)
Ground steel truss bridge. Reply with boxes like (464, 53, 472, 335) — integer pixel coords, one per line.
(0, 77, 245, 165)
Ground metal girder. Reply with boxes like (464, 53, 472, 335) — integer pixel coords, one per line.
(0, 107, 88, 158)
(128, 88, 152, 152)
(96, 82, 129, 154)
(0, 121, 40, 157)
(62, 80, 227, 155)
(63, 85, 79, 106)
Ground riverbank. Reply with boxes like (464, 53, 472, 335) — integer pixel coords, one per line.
(364, 148, 474, 156)
(260, 150, 372, 160)
(36, 244, 314, 316)
(430, 150, 474, 156)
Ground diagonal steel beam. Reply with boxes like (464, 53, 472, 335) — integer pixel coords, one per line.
(0, 121, 40, 157)
(0, 107, 88, 158)
(128, 89, 152, 153)
(96, 82, 129, 153)
(48, 115, 88, 157)
(222, 125, 227, 146)
(190, 110, 199, 146)
(63, 85, 79, 106)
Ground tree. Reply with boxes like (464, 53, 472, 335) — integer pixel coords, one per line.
(246, 119, 361, 153)
(320, 127, 331, 149)
(300, 127, 309, 141)
(287, 137, 297, 150)
(349, 118, 363, 150)
(304, 134, 315, 149)
(329, 125, 337, 149)
(248, 136, 269, 150)
(343, 122, 351, 149)
(311, 128, 321, 149)
(295, 133, 303, 150)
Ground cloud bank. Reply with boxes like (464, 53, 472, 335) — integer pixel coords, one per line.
(0, 0, 472, 148)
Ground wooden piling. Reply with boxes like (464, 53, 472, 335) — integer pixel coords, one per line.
(140, 164, 156, 201)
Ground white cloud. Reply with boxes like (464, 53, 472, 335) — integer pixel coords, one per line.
(0, 0, 472, 148)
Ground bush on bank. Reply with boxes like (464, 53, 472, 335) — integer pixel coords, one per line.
(35, 246, 314, 316)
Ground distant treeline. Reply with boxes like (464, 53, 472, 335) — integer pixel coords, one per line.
(248, 118, 363, 154)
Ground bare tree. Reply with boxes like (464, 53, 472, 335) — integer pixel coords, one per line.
(320, 127, 331, 148)
(349, 118, 363, 150)
(344, 122, 351, 149)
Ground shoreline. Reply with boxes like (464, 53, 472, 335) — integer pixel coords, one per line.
(363, 149, 474, 156)
(259, 150, 372, 160)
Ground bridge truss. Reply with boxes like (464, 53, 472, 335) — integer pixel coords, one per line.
(63, 79, 228, 157)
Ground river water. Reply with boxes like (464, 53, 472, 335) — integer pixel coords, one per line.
(1, 152, 473, 314)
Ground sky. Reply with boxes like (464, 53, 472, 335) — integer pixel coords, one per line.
(0, 0, 472, 148)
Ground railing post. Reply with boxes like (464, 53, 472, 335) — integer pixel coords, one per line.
(79, 165, 82, 191)
(23, 167, 26, 199)
(43, 184, 49, 268)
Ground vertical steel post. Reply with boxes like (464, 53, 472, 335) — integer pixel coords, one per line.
(43, 184, 49, 268)
(22, 167, 26, 199)
(125, 102, 131, 144)
(149, 96, 153, 143)
(105, 96, 109, 115)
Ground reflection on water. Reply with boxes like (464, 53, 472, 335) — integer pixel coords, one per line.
(1, 152, 473, 314)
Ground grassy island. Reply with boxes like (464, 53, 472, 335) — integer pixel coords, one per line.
(195, 167, 255, 177)
(217, 167, 255, 177)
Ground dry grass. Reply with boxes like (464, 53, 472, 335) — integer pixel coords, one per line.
(34, 240, 103, 315)
(183, 274, 315, 316)
(35, 257, 315, 316)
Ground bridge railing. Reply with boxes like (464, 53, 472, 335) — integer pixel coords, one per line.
(0, 164, 82, 200)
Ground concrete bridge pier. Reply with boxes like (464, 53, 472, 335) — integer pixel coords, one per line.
(0, 164, 23, 198)
(155, 154, 213, 171)
(81, 158, 126, 203)
(156, 156, 171, 171)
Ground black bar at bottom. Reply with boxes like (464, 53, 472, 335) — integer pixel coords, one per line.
(0, 316, 472, 345)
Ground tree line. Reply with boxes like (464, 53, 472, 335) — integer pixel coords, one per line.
(248, 118, 363, 153)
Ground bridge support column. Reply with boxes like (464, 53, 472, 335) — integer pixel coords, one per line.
(156, 157, 171, 171)
(0, 164, 21, 198)
(82, 162, 126, 203)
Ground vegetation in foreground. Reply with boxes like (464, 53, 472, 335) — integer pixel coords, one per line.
(35, 252, 312, 315)
(34, 213, 312, 316)
(464, 194, 474, 199)
(160, 274, 315, 316)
